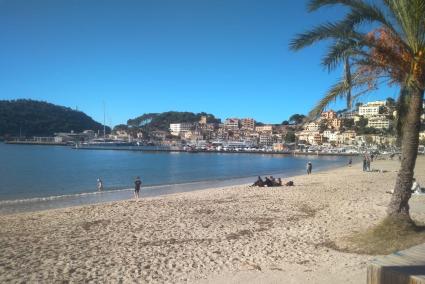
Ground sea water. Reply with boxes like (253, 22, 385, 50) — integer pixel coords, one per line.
(0, 143, 350, 214)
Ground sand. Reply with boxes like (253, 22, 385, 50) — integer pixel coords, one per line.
(1, 157, 425, 283)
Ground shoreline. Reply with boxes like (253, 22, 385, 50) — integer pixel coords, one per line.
(73, 146, 360, 156)
(0, 158, 351, 215)
(4, 141, 359, 156)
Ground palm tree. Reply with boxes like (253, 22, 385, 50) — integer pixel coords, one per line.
(291, 0, 425, 223)
(344, 56, 352, 109)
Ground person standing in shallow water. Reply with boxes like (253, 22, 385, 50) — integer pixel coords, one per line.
(134, 176, 142, 199)
(306, 162, 312, 175)
(97, 178, 103, 191)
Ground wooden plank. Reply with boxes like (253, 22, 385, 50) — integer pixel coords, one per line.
(367, 243, 425, 284)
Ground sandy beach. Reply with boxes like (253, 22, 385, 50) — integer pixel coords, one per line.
(1, 157, 425, 283)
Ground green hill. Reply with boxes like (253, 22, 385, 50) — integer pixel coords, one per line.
(127, 111, 221, 131)
(0, 99, 109, 137)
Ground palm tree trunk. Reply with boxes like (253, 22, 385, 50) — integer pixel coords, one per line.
(344, 56, 352, 109)
(387, 87, 424, 221)
(395, 86, 409, 147)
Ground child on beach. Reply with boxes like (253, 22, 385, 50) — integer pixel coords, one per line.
(134, 176, 142, 199)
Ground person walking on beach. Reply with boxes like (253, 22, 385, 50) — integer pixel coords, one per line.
(366, 156, 371, 172)
(362, 156, 367, 172)
(97, 178, 103, 191)
(134, 176, 142, 199)
(348, 158, 352, 167)
(306, 162, 312, 175)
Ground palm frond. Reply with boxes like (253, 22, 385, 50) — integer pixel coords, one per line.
(290, 22, 361, 51)
(341, 6, 396, 33)
(385, 0, 425, 51)
(308, 0, 359, 12)
(308, 78, 351, 119)
(308, 70, 382, 119)
(308, 0, 396, 33)
(321, 39, 361, 71)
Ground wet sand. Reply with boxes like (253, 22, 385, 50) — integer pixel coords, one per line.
(1, 157, 425, 283)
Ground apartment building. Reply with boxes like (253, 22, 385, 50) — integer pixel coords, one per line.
(326, 131, 339, 143)
(331, 118, 342, 130)
(199, 116, 207, 125)
(224, 118, 240, 130)
(296, 130, 322, 145)
(304, 122, 320, 131)
(359, 105, 383, 117)
(321, 110, 337, 120)
(170, 123, 192, 136)
(240, 118, 255, 130)
(259, 134, 273, 146)
(256, 125, 273, 133)
(366, 100, 386, 107)
(341, 130, 356, 144)
(367, 115, 392, 129)
(359, 101, 386, 117)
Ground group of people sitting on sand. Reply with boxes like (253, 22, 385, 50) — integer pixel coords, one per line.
(251, 176, 294, 187)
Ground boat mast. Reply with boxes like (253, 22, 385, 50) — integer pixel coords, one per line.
(103, 101, 106, 139)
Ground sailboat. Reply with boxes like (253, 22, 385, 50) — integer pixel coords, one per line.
(75, 102, 135, 149)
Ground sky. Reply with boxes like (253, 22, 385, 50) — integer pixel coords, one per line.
(0, 0, 399, 126)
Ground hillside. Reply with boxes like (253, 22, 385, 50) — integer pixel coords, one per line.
(0, 99, 109, 137)
(126, 111, 221, 131)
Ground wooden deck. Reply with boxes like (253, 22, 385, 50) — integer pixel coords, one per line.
(367, 243, 425, 284)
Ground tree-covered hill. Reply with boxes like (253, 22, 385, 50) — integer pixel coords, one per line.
(127, 111, 221, 131)
(0, 99, 109, 137)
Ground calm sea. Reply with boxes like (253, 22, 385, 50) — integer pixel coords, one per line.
(0, 143, 350, 214)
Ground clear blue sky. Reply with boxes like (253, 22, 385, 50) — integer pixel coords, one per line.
(0, 0, 398, 126)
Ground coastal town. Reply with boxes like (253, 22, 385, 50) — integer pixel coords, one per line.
(4, 1, 425, 283)
(8, 98, 425, 155)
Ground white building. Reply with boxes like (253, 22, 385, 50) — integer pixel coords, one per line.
(296, 131, 322, 145)
(367, 115, 392, 129)
(341, 130, 356, 144)
(304, 122, 320, 131)
(256, 125, 273, 133)
(323, 130, 340, 142)
(323, 130, 333, 138)
(328, 132, 339, 143)
(366, 100, 386, 107)
(359, 105, 383, 117)
(359, 101, 386, 117)
(224, 118, 240, 130)
(259, 134, 273, 146)
(341, 130, 356, 140)
(170, 123, 192, 136)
